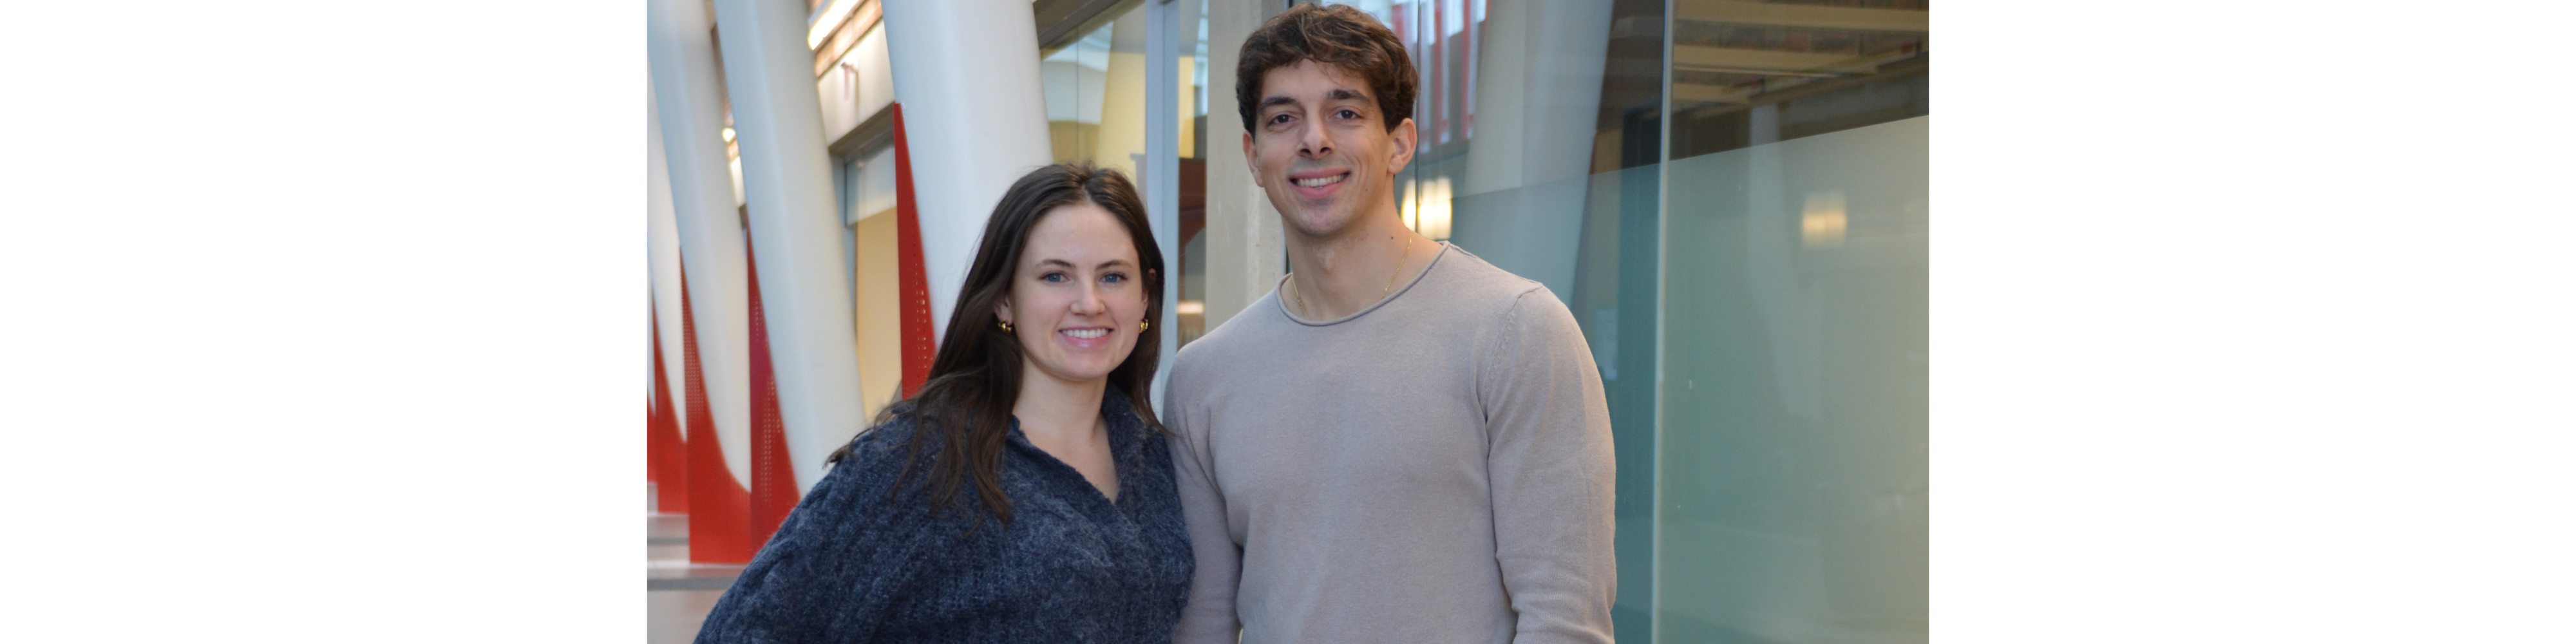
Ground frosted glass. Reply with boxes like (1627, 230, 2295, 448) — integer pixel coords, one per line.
(1658, 117, 1928, 643)
(1457, 161, 1660, 643)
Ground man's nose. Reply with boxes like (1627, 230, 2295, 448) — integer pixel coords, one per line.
(1298, 118, 1332, 156)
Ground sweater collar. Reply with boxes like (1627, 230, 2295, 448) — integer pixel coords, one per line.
(1003, 385, 1152, 469)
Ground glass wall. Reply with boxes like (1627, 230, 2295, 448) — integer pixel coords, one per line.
(1331, 1, 1928, 641)
(1043, 1, 1153, 178)
(1655, 1, 1925, 641)
(1177, 0, 1211, 347)
(1659, 117, 1926, 642)
(1341, 0, 1667, 639)
(1041, 0, 1215, 349)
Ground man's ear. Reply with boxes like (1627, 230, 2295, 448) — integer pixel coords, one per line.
(1242, 131, 1263, 187)
(1388, 117, 1418, 175)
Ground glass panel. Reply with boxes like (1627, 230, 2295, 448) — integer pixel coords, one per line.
(1177, 0, 1211, 347)
(1575, 14, 1667, 638)
(1186, 0, 1210, 161)
(1657, 116, 1928, 643)
(1567, 160, 1661, 644)
(1341, 0, 1485, 243)
(1598, 0, 1670, 173)
(1667, 0, 1927, 161)
(1043, 1, 1153, 177)
(1655, 3, 1928, 639)
(1342, 1, 1664, 639)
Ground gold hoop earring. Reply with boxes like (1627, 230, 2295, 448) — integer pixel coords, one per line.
(1139, 319, 1151, 332)
(998, 321, 1013, 332)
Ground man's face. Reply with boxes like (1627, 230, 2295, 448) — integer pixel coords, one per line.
(1242, 60, 1417, 240)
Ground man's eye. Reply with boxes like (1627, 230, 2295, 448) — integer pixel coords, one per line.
(1269, 113, 1292, 125)
(1338, 109, 1359, 119)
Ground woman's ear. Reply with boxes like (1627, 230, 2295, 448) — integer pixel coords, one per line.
(994, 296, 1014, 327)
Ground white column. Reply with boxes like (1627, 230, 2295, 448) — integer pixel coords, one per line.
(1202, 0, 1286, 332)
(647, 82, 691, 442)
(880, 0, 1054, 335)
(713, 0, 868, 493)
(649, 0, 753, 488)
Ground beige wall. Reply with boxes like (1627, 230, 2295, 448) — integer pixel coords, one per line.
(850, 207, 904, 420)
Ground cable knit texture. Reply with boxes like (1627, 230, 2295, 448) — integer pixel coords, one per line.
(693, 390, 1191, 643)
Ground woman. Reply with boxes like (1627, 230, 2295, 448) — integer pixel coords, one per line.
(694, 164, 1186, 643)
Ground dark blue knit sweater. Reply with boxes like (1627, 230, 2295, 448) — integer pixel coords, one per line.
(692, 392, 1191, 643)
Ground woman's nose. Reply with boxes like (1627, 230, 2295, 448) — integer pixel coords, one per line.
(1072, 282, 1106, 314)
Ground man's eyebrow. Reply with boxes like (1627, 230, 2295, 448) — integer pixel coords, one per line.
(1326, 88, 1368, 102)
(1259, 95, 1298, 110)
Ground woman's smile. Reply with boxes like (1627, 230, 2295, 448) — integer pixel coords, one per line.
(1058, 326, 1114, 347)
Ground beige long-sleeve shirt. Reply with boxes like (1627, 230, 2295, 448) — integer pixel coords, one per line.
(1164, 244, 1616, 644)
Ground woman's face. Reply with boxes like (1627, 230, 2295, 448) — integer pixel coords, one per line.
(996, 202, 1148, 388)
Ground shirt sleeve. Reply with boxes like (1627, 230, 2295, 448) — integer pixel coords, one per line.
(1481, 287, 1618, 644)
(1166, 366, 1245, 644)
(693, 427, 938, 644)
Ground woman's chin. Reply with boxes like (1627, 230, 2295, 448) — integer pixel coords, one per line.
(1028, 361, 1122, 387)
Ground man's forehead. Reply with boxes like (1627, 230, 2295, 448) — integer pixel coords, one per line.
(1259, 61, 1375, 104)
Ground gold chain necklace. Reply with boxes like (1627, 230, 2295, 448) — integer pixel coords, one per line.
(1293, 234, 1414, 319)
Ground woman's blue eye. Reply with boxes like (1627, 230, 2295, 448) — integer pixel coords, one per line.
(1102, 272, 1127, 284)
(1040, 272, 1067, 283)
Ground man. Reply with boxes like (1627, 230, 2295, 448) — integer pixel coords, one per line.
(1162, 5, 1616, 643)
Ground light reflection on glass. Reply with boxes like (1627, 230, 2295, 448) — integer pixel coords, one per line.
(1801, 191, 1846, 249)
(1401, 175, 1454, 240)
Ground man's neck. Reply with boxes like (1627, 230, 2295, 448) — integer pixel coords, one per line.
(1284, 209, 1432, 320)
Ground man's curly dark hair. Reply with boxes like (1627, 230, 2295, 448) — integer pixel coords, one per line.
(1233, 3, 1418, 135)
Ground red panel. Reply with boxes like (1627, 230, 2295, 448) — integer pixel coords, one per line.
(1432, 0, 1444, 138)
(743, 239, 799, 544)
(889, 102, 937, 398)
(1464, 0, 1479, 135)
(680, 267, 757, 564)
(648, 306, 689, 514)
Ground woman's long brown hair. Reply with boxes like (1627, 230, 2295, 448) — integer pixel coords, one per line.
(827, 163, 1166, 525)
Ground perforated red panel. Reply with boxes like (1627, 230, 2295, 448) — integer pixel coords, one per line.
(889, 102, 937, 397)
(647, 306, 688, 514)
(743, 240, 799, 544)
(680, 267, 757, 564)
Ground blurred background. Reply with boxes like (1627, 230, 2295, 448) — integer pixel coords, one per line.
(645, 0, 1925, 641)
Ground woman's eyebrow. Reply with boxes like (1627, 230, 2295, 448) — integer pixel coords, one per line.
(1030, 258, 1135, 270)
